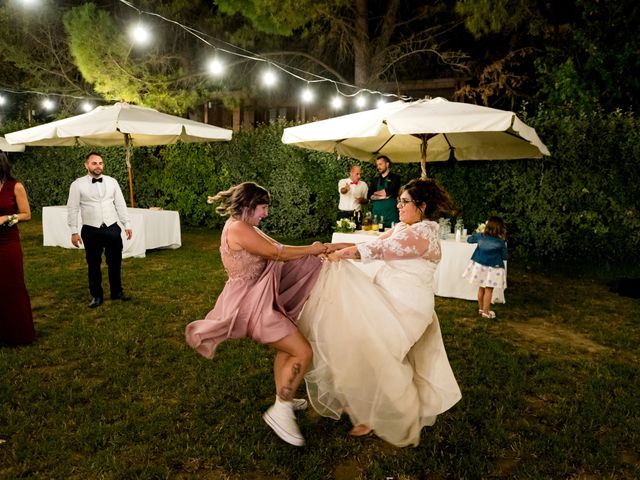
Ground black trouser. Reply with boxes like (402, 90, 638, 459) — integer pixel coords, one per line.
(81, 223, 123, 299)
(337, 210, 355, 220)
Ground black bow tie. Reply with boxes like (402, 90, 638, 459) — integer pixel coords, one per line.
(92, 178, 103, 183)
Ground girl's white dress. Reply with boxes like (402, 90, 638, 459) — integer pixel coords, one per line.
(297, 220, 462, 447)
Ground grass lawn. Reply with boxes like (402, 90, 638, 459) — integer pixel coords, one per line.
(1, 215, 639, 479)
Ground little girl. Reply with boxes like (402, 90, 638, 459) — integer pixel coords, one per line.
(463, 216, 508, 319)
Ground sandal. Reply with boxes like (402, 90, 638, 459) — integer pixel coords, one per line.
(481, 310, 496, 319)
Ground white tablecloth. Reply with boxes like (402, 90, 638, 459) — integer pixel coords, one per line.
(42, 206, 182, 259)
(332, 231, 505, 303)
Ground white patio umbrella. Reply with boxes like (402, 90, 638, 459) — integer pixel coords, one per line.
(282, 97, 550, 178)
(0, 136, 25, 152)
(5, 102, 233, 206)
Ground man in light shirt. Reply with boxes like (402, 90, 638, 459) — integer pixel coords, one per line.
(337, 165, 368, 220)
(67, 152, 133, 308)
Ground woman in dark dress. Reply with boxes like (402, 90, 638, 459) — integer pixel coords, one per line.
(0, 150, 35, 345)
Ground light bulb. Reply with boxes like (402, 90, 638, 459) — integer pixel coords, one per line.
(42, 98, 55, 111)
(130, 23, 151, 45)
(376, 99, 386, 108)
(0, 95, 6, 106)
(208, 58, 225, 76)
(81, 101, 93, 112)
(355, 96, 367, 109)
(301, 87, 314, 103)
(330, 96, 343, 110)
(262, 70, 277, 87)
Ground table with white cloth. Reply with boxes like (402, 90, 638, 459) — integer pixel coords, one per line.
(42, 206, 181, 259)
(331, 231, 505, 303)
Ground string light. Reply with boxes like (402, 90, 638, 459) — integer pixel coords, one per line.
(130, 22, 151, 45)
(300, 85, 314, 103)
(262, 69, 277, 88)
(330, 96, 343, 110)
(376, 98, 386, 108)
(355, 96, 367, 109)
(41, 98, 55, 110)
(3, 0, 420, 117)
(0, 95, 6, 106)
(81, 101, 94, 112)
(117, 0, 415, 107)
(207, 57, 225, 76)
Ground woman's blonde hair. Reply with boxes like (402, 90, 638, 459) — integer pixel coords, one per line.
(210, 182, 271, 219)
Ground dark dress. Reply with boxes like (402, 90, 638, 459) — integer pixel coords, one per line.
(0, 180, 35, 345)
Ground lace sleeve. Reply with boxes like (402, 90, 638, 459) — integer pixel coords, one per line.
(357, 221, 441, 262)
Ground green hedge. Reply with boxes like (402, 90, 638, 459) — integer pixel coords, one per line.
(5, 112, 639, 265)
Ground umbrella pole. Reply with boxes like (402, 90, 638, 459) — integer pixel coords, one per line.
(125, 134, 135, 208)
(420, 135, 428, 179)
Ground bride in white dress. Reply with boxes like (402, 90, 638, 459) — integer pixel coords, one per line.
(298, 178, 462, 447)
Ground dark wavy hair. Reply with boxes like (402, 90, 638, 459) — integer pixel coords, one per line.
(0, 151, 15, 183)
(400, 178, 455, 221)
(484, 216, 507, 239)
(210, 182, 271, 219)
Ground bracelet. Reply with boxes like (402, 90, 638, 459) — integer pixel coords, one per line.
(4, 214, 18, 227)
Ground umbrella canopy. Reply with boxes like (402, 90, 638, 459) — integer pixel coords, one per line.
(0, 136, 25, 152)
(282, 97, 550, 177)
(5, 102, 233, 205)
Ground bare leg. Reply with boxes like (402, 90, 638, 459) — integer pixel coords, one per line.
(270, 330, 312, 401)
(477, 287, 485, 312)
(482, 287, 494, 315)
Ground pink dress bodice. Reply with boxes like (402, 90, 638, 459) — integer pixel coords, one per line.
(220, 220, 267, 281)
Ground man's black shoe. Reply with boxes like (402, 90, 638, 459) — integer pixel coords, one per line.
(88, 297, 103, 308)
(111, 292, 131, 301)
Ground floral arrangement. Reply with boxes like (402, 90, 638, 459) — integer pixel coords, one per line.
(3, 214, 19, 227)
(476, 222, 486, 233)
(334, 218, 357, 233)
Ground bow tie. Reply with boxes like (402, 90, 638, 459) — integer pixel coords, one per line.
(92, 178, 103, 183)
(351, 181, 359, 185)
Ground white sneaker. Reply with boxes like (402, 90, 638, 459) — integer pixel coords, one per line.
(263, 400, 305, 447)
(291, 398, 308, 411)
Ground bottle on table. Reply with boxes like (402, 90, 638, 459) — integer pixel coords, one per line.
(378, 215, 385, 232)
(371, 214, 379, 231)
(455, 218, 464, 241)
(363, 211, 372, 231)
(353, 210, 362, 230)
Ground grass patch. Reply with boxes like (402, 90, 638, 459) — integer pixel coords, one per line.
(1, 216, 639, 479)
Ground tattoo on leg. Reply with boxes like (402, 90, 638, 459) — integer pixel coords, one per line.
(279, 362, 301, 401)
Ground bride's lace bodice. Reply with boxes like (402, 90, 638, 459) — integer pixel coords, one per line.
(357, 220, 441, 263)
(220, 220, 267, 280)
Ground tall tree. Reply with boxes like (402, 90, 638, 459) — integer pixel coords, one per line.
(213, 0, 469, 89)
(0, 0, 93, 117)
(455, 0, 639, 112)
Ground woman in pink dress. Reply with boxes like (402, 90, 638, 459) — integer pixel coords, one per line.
(185, 182, 336, 447)
(0, 151, 35, 345)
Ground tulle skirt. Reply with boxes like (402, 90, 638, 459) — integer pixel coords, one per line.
(298, 260, 462, 447)
(462, 260, 507, 289)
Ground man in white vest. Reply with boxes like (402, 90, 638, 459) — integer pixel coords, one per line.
(67, 152, 132, 308)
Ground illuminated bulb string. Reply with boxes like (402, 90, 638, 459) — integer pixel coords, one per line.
(117, 0, 413, 103)
(0, 1, 416, 113)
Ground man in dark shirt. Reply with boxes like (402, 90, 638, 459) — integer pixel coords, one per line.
(368, 155, 400, 227)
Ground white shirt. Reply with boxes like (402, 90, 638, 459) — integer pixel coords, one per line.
(338, 178, 368, 211)
(67, 175, 131, 234)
